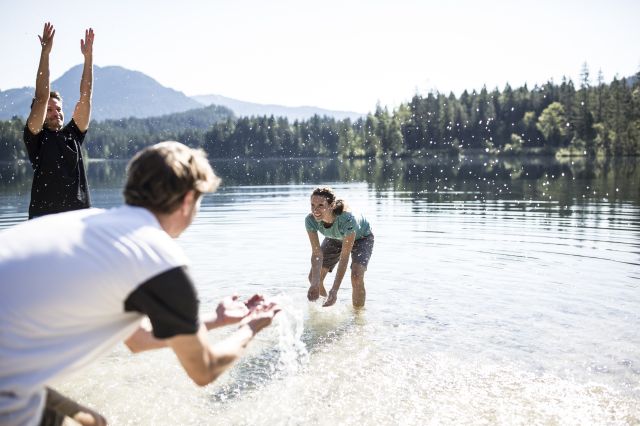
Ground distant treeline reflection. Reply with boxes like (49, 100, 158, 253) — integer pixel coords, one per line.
(2, 157, 637, 207)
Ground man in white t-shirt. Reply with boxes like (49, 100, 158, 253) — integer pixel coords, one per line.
(0, 141, 280, 426)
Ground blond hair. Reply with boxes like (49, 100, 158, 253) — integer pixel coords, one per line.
(124, 141, 221, 213)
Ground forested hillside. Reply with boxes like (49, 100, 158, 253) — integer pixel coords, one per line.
(1, 66, 638, 161)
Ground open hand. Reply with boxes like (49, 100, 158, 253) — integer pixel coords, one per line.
(215, 295, 251, 325)
(38, 22, 55, 54)
(215, 294, 270, 326)
(241, 302, 281, 334)
(81, 28, 94, 57)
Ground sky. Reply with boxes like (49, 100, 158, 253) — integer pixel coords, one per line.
(1, 0, 639, 114)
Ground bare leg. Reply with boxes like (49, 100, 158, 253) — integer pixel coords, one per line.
(351, 264, 366, 308)
(308, 267, 329, 300)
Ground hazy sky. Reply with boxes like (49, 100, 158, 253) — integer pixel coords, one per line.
(1, 0, 638, 113)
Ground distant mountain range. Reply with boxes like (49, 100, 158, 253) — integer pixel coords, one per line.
(192, 94, 364, 122)
(0, 65, 202, 121)
(0, 65, 365, 122)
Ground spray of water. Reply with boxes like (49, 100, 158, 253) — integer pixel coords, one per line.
(273, 293, 309, 374)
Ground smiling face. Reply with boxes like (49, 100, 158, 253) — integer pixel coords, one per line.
(310, 194, 334, 223)
(43, 97, 64, 131)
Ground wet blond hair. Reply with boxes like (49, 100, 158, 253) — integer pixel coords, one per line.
(124, 141, 221, 214)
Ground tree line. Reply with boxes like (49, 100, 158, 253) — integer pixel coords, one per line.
(1, 65, 638, 162)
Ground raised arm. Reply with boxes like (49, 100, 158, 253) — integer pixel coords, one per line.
(26, 22, 55, 135)
(72, 28, 94, 132)
(323, 232, 355, 307)
(168, 303, 279, 386)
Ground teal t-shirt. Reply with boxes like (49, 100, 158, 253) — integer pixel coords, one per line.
(305, 211, 371, 240)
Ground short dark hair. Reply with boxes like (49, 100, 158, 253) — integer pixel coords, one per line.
(30, 91, 62, 109)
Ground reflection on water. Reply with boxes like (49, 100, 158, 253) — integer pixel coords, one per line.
(1, 155, 639, 201)
(0, 156, 639, 424)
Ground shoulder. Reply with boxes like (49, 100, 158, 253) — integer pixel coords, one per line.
(132, 211, 189, 267)
(336, 211, 357, 233)
(338, 211, 356, 223)
(95, 206, 189, 269)
(65, 119, 87, 137)
(23, 124, 43, 141)
(305, 213, 318, 231)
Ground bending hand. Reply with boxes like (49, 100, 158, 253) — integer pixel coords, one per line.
(241, 302, 281, 334)
(215, 294, 267, 326)
(80, 28, 94, 57)
(307, 284, 320, 301)
(38, 22, 55, 54)
(323, 289, 338, 307)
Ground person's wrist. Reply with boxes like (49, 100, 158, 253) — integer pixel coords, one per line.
(202, 313, 222, 329)
(240, 322, 258, 337)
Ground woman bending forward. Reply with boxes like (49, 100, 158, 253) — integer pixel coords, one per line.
(305, 187, 374, 307)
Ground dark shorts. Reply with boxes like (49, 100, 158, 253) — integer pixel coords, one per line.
(40, 388, 83, 426)
(321, 234, 374, 272)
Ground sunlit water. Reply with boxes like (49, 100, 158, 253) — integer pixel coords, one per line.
(1, 157, 639, 424)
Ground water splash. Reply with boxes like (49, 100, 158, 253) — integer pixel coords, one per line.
(273, 294, 309, 374)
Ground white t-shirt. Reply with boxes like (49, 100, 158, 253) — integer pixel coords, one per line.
(0, 205, 197, 425)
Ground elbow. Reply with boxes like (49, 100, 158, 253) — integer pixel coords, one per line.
(127, 344, 143, 354)
(190, 370, 220, 387)
(124, 339, 143, 354)
(192, 376, 210, 387)
(189, 353, 237, 387)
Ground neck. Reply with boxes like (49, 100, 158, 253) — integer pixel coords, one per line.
(44, 123, 62, 131)
(323, 213, 335, 223)
(153, 211, 182, 238)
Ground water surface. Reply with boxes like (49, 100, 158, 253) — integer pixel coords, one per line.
(1, 156, 639, 424)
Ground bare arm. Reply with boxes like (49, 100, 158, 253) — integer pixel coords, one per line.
(168, 303, 279, 387)
(124, 325, 166, 353)
(72, 28, 94, 132)
(27, 22, 55, 135)
(124, 295, 267, 354)
(323, 232, 355, 307)
(308, 231, 323, 286)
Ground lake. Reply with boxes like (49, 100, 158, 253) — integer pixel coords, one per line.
(1, 156, 639, 424)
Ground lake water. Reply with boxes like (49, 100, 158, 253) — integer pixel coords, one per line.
(1, 156, 639, 425)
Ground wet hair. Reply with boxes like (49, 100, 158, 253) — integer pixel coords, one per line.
(30, 91, 62, 109)
(124, 141, 221, 214)
(311, 186, 345, 215)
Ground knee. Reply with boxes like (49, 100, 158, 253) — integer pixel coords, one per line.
(351, 270, 364, 284)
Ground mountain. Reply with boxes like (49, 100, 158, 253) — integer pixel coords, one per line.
(95, 104, 234, 133)
(0, 87, 33, 119)
(0, 65, 203, 121)
(1, 65, 366, 122)
(192, 94, 365, 122)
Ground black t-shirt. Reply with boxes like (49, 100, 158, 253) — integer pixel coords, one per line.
(23, 119, 91, 219)
(124, 266, 200, 338)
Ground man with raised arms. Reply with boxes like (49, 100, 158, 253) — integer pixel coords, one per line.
(24, 22, 94, 219)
